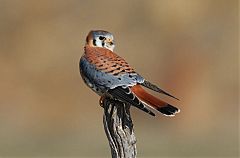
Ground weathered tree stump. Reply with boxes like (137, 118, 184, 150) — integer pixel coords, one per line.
(102, 98, 137, 158)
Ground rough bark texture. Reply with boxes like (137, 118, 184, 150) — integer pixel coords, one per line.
(102, 98, 137, 158)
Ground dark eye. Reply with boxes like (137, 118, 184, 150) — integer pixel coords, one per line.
(99, 36, 105, 40)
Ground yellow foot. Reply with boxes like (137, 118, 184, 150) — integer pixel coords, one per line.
(99, 96, 105, 107)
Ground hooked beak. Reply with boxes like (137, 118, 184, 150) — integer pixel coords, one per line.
(105, 38, 115, 45)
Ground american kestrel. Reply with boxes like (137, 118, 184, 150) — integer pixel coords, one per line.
(79, 30, 180, 116)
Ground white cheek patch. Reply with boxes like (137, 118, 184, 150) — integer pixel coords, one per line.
(95, 39, 103, 47)
(93, 38, 115, 51)
(106, 45, 114, 51)
(111, 45, 115, 50)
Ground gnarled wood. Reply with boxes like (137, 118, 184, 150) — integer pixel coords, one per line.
(102, 98, 137, 158)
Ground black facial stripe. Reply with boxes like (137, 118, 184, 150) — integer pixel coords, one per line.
(102, 41, 104, 47)
(93, 39, 96, 46)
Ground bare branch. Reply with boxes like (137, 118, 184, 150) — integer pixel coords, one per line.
(103, 98, 137, 158)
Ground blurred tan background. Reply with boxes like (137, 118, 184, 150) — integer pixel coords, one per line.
(0, 0, 238, 157)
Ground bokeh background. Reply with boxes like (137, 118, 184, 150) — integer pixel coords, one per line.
(0, 0, 238, 157)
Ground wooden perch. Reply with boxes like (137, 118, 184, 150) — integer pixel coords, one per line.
(102, 98, 137, 158)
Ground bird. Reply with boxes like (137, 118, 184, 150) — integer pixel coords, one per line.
(79, 30, 180, 116)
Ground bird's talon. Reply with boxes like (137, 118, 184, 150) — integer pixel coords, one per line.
(99, 96, 105, 108)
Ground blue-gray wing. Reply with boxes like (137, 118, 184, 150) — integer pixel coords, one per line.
(79, 56, 144, 92)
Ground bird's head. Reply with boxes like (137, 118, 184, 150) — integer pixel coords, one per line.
(86, 30, 115, 51)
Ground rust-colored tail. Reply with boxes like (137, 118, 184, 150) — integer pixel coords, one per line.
(131, 85, 180, 116)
